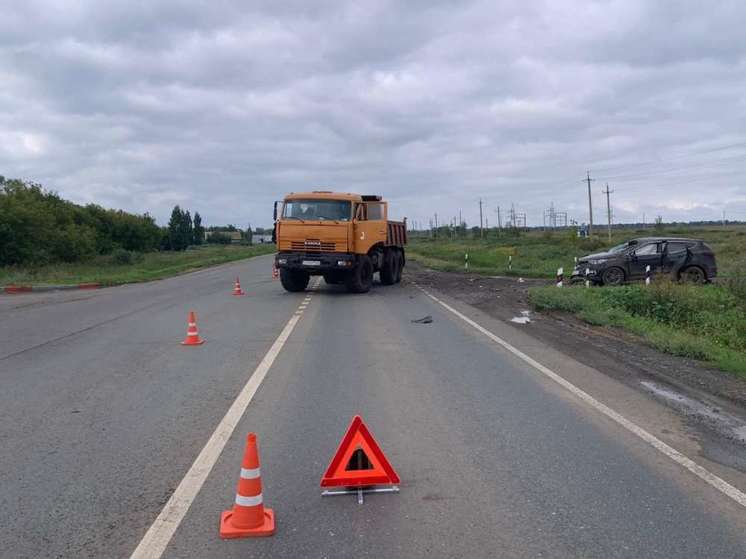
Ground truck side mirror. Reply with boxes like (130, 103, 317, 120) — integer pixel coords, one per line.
(273, 201, 277, 221)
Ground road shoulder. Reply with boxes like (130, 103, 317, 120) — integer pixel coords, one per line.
(405, 271, 746, 512)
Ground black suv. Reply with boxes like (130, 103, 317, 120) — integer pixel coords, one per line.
(572, 237, 717, 286)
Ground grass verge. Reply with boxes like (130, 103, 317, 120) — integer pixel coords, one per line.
(407, 225, 746, 279)
(528, 282, 746, 377)
(0, 244, 276, 286)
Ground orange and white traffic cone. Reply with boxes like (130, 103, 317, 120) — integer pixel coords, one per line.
(220, 433, 276, 538)
(232, 277, 245, 296)
(272, 265, 279, 281)
(181, 311, 205, 346)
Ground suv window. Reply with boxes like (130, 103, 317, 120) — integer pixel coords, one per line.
(635, 243, 659, 256)
(666, 241, 689, 255)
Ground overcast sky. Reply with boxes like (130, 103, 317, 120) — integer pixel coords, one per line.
(1, 0, 745, 228)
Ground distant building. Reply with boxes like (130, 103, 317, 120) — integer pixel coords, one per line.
(253, 234, 274, 244)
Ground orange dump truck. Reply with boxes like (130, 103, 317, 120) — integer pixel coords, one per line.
(274, 191, 406, 293)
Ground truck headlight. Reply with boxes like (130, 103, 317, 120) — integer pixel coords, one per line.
(337, 260, 350, 267)
(278, 258, 287, 265)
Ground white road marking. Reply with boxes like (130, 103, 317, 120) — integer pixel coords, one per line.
(129, 311, 303, 559)
(418, 286, 746, 510)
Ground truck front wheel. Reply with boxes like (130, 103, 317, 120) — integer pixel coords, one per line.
(346, 255, 373, 293)
(280, 269, 310, 292)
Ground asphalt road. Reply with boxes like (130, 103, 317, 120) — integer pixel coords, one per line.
(2, 253, 746, 558)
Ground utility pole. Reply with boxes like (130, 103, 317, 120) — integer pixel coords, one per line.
(584, 171, 595, 237)
(434, 213, 438, 239)
(602, 183, 614, 241)
(496, 206, 502, 236)
(479, 199, 484, 238)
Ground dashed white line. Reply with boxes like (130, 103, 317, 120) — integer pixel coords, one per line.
(418, 285, 746, 510)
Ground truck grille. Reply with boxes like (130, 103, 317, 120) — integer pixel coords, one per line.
(291, 240, 336, 252)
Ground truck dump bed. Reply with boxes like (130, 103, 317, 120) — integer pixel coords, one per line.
(386, 221, 407, 247)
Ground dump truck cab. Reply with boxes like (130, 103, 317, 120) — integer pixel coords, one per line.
(275, 191, 406, 293)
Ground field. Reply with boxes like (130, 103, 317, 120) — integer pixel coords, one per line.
(0, 244, 276, 286)
(408, 225, 746, 375)
(407, 225, 746, 279)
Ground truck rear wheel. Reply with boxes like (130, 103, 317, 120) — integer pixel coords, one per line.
(346, 255, 373, 293)
(380, 249, 396, 285)
(394, 249, 403, 283)
(280, 269, 310, 292)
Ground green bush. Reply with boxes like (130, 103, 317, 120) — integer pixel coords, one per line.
(110, 249, 143, 265)
(0, 178, 163, 266)
(207, 232, 232, 244)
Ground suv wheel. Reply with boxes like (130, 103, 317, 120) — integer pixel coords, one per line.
(679, 266, 705, 284)
(601, 267, 625, 286)
(346, 255, 373, 293)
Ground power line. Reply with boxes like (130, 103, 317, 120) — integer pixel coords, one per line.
(601, 183, 614, 241)
(584, 171, 595, 237)
(478, 198, 484, 238)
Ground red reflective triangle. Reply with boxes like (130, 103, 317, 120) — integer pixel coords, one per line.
(321, 415, 400, 488)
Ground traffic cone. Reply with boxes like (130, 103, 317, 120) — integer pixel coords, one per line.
(232, 277, 245, 296)
(181, 311, 205, 346)
(220, 433, 275, 538)
(272, 265, 279, 281)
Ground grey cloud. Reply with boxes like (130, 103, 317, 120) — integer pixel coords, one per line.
(1, 0, 745, 228)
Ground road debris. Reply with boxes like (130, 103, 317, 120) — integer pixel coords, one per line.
(411, 315, 433, 324)
(510, 310, 532, 324)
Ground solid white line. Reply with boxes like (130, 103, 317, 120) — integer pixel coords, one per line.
(418, 287, 746, 509)
(129, 312, 302, 559)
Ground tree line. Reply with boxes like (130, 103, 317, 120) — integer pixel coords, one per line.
(0, 177, 256, 267)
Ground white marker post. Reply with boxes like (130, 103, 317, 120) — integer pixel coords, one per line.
(645, 265, 651, 286)
(508, 255, 512, 272)
(585, 267, 590, 288)
(556, 267, 564, 288)
(465, 252, 469, 271)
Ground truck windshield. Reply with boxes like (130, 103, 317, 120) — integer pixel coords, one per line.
(282, 199, 351, 221)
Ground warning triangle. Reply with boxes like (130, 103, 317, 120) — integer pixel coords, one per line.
(321, 415, 400, 488)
